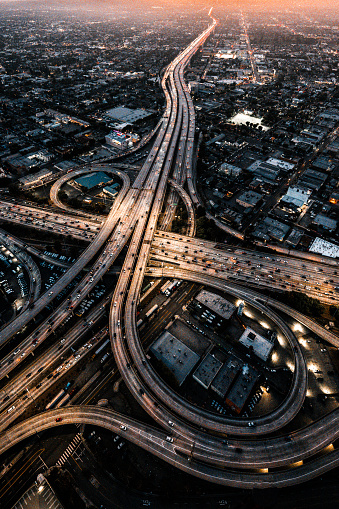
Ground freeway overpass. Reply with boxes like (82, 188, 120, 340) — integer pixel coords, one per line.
(3, 11, 339, 492)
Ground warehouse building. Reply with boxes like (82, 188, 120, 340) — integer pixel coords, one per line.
(210, 355, 241, 399)
(150, 331, 200, 386)
(193, 353, 223, 390)
(225, 364, 259, 414)
(195, 290, 236, 321)
(238, 327, 274, 362)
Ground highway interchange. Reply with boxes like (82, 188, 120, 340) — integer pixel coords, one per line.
(1, 10, 339, 493)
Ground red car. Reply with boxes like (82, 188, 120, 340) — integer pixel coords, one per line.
(55, 417, 63, 422)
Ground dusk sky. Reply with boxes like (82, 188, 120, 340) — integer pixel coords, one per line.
(0, 0, 338, 10)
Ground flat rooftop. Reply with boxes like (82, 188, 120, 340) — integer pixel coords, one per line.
(104, 106, 152, 124)
(150, 331, 200, 386)
(195, 290, 236, 321)
(103, 184, 119, 197)
(252, 217, 290, 242)
(192, 353, 223, 389)
(210, 355, 241, 398)
(74, 171, 111, 190)
(309, 237, 339, 259)
(225, 364, 259, 414)
(238, 327, 274, 362)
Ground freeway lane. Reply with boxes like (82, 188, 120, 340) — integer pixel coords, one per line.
(3, 405, 339, 488)
(151, 231, 339, 304)
(148, 265, 339, 347)
(0, 13, 216, 379)
(0, 295, 110, 426)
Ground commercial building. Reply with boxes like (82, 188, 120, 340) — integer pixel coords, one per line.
(210, 355, 241, 399)
(252, 217, 290, 242)
(219, 162, 242, 179)
(43, 108, 90, 127)
(5, 153, 38, 172)
(265, 157, 295, 172)
(312, 155, 335, 172)
(285, 229, 303, 247)
(195, 290, 236, 320)
(54, 160, 78, 172)
(105, 131, 128, 150)
(150, 331, 200, 386)
(247, 160, 281, 183)
(313, 214, 338, 232)
(238, 327, 274, 362)
(220, 207, 243, 227)
(292, 129, 325, 147)
(225, 364, 259, 414)
(327, 137, 339, 155)
(19, 168, 53, 187)
(280, 187, 311, 210)
(309, 237, 339, 258)
(103, 182, 120, 198)
(74, 171, 111, 190)
(297, 169, 327, 192)
(104, 106, 152, 124)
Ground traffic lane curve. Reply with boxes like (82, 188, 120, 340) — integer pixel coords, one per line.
(168, 179, 196, 237)
(0, 229, 71, 269)
(0, 180, 132, 366)
(256, 295, 339, 346)
(2, 405, 339, 488)
(151, 233, 339, 303)
(50, 164, 130, 219)
(126, 266, 306, 435)
(149, 250, 339, 305)
(115, 255, 339, 472)
(0, 406, 180, 459)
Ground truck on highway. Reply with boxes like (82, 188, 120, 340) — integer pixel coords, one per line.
(55, 393, 71, 408)
(100, 352, 110, 364)
(92, 339, 110, 359)
(145, 304, 158, 318)
(45, 390, 66, 410)
(142, 282, 152, 294)
(160, 280, 172, 294)
(164, 280, 180, 297)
